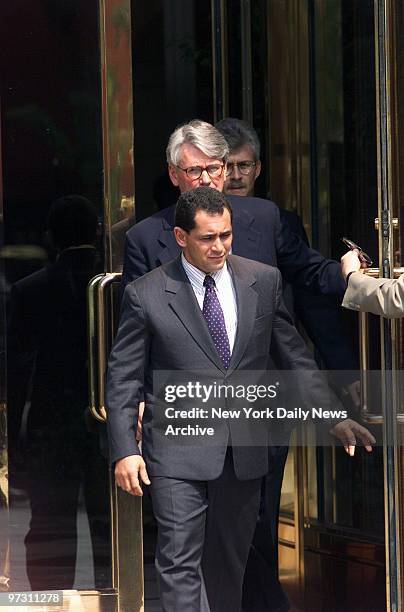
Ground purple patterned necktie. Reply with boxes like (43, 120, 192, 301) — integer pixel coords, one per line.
(202, 275, 231, 369)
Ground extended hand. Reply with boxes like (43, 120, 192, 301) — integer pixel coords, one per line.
(341, 250, 362, 280)
(115, 454, 151, 496)
(329, 418, 376, 456)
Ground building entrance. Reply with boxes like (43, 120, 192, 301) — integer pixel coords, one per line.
(1, 1, 404, 610)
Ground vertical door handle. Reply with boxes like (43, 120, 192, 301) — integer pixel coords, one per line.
(87, 272, 122, 422)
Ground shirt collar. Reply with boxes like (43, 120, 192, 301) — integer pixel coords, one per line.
(181, 253, 228, 290)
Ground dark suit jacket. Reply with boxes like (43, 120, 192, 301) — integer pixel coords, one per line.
(122, 195, 345, 296)
(278, 208, 357, 372)
(121, 195, 357, 375)
(106, 255, 338, 481)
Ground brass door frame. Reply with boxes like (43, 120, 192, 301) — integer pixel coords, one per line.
(99, 0, 136, 274)
(374, 1, 402, 610)
(96, 1, 143, 609)
(266, 3, 312, 605)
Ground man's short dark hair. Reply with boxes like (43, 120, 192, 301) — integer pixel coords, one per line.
(215, 117, 260, 160)
(175, 187, 233, 232)
(48, 195, 98, 250)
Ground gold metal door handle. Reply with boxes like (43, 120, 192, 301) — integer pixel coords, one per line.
(87, 272, 122, 422)
(374, 217, 399, 230)
(359, 267, 404, 424)
(88, 274, 105, 422)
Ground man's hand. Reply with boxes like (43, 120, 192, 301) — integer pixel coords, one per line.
(115, 454, 151, 496)
(341, 249, 362, 281)
(329, 418, 376, 456)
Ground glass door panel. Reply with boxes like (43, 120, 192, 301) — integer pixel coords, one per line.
(301, 1, 404, 610)
(299, 1, 388, 609)
(130, 0, 213, 223)
(0, 0, 112, 595)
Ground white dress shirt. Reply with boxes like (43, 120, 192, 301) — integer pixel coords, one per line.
(181, 254, 238, 353)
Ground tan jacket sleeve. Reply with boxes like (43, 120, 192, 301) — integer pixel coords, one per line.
(342, 272, 404, 317)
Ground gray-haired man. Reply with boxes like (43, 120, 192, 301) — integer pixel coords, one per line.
(121, 119, 372, 612)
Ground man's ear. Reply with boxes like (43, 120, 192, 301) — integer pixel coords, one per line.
(174, 226, 187, 247)
(168, 163, 179, 187)
(254, 159, 262, 180)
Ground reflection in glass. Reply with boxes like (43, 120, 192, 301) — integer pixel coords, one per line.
(7, 197, 111, 590)
(0, 1, 110, 591)
(310, 0, 382, 533)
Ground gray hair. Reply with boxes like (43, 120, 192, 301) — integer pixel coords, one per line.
(215, 117, 261, 160)
(166, 119, 229, 165)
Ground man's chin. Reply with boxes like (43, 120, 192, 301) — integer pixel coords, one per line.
(205, 257, 227, 272)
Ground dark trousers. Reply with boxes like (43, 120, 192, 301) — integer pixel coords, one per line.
(150, 449, 262, 612)
(242, 445, 290, 612)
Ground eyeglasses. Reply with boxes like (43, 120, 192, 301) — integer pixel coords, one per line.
(226, 161, 256, 176)
(342, 237, 373, 266)
(176, 163, 225, 180)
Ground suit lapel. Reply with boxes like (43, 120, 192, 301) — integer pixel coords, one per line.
(227, 256, 258, 373)
(165, 259, 226, 373)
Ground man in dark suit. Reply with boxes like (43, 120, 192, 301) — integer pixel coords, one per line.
(120, 119, 369, 611)
(122, 120, 344, 295)
(107, 187, 372, 612)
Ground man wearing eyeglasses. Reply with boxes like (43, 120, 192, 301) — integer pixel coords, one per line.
(122, 119, 344, 297)
(215, 118, 261, 198)
(167, 127, 226, 193)
(120, 119, 368, 612)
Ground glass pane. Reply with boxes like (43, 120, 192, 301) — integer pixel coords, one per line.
(313, 0, 377, 257)
(303, 1, 386, 608)
(0, 1, 112, 591)
(310, 0, 382, 528)
(226, 0, 270, 199)
(131, 0, 213, 222)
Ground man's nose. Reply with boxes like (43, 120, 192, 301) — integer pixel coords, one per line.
(211, 236, 223, 251)
(200, 169, 211, 185)
(232, 164, 242, 179)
